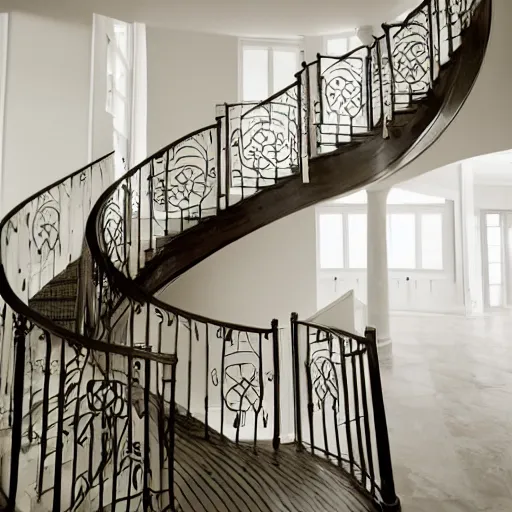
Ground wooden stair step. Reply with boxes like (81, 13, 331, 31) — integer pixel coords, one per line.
(32, 280, 78, 300)
(29, 297, 76, 319)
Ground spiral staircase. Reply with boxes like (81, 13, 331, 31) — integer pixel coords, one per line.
(0, 0, 491, 510)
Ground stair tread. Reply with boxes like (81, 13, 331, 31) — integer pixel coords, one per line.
(30, 297, 76, 302)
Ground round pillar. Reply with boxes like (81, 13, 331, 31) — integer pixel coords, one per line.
(366, 188, 391, 346)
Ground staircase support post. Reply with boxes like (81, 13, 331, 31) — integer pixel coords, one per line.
(271, 319, 281, 451)
(365, 327, 400, 511)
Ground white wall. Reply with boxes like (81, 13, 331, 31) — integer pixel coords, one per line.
(318, 272, 464, 315)
(159, 207, 317, 327)
(385, 0, 512, 186)
(0, 15, 8, 208)
(146, 27, 238, 155)
(475, 184, 512, 210)
(1, 12, 93, 215)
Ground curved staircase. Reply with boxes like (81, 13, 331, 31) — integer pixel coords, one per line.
(0, 0, 491, 510)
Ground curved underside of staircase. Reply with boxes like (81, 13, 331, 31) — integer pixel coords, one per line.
(0, 1, 491, 511)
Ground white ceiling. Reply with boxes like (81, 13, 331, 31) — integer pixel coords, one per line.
(3, 0, 417, 37)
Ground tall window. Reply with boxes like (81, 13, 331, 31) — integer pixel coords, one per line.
(348, 214, 367, 268)
(421, 213, 444, 270)
(481, 211, 511, 308)
(387, 213, 416, 269)
(240, 41, 300, 102)
(318, 188, 447, 271)
(106, 19, 133, 177)
(319, 213, 344, 268)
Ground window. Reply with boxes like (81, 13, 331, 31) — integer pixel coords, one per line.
(318, 189, 448, 271)
(483, 212, 505, 307)
(240, 41, 300, 102)
(242, 47, 268, 101)
(325, 34, 360, 56)
(387, 214, 416, 269)
(319, 214, 344, 268)
(106, 18, 133, 177)
(348, 214, 367, 268)
(421, 213, 443, 269)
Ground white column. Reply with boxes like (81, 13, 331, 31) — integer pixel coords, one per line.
(366, 188, 391, 346)
(458, 162, 484, 315)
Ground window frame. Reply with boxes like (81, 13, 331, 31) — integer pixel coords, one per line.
(316, 202, 450, 274)
(238, 38, 303, 103)
(480, 209, 511, 309)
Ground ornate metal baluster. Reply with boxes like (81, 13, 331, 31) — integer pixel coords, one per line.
(216, 117, 222, 212)
(271, 319, 280, 451)
(224, 104, 231, 208)
(305, 325, 315, 454)
(8, 315, 28, 510)
(350, 337, 367, 488)
(290, 313, 303, 447)
(331, 334, 343, 468)
(165, 150, 170, 236)
(358, 344, 376, 497)
(143, 357, 151, 512)
(204, 322, 210, 439)
(187, 318, 192, 417)
(52, 338, 67, 511)
(338, 334, 355, 477)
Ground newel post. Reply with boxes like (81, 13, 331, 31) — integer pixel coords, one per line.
(271, 319, 281, 451)
(365, 326, 401, 511)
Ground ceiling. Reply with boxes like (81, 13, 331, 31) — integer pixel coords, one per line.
(468, 150, 512, 186)
(3, 0, 417, 37)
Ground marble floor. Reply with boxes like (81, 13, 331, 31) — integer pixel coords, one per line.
(382, 313, 512, 512)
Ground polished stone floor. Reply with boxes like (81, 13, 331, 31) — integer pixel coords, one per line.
(382, 313, 512, 512)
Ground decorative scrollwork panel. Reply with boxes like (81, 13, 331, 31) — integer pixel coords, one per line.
(228, 86, 299, 197)
(388, 6, 432, 108)
(18, 325, 175, 511)
(319, 51, 368, 145)
(152, 128, 218, 224)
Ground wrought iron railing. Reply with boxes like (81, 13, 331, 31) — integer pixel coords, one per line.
(290, 315, 398, 509)
(91, 1, 480, 277)
(84, 1, 483, 510)
(0, 155, 177, 511)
